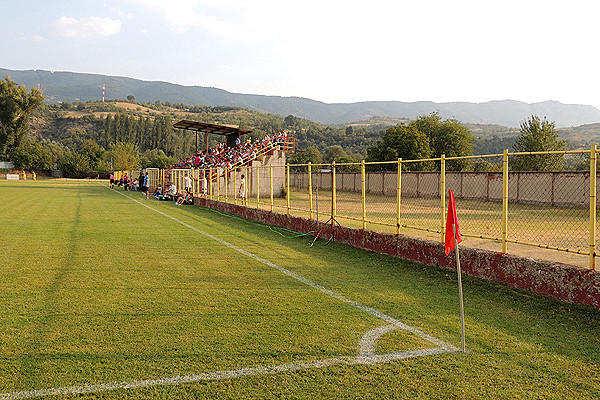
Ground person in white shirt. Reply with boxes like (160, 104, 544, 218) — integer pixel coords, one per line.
(239, 174, 247, 205)
(184, 174, 192, 193)
(168, 182, 177, 200)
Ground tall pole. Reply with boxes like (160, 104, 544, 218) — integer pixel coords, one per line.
(308, 162, 313, 220)
(590, 144, 597, 270)
(396, 158, 402, 235)
(256, 165, 260, 208)
(286, 164, 290, 215)
(502, 149, 509, 253)
(270, 165, 274, 212)
(454, 223, 466, 353)
(361, 160, 366, 230)
(332, 161, 337, 221)
(440, 154, 446, 243)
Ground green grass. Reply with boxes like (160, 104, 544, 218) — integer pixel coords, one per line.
(1, 180, 599, 399)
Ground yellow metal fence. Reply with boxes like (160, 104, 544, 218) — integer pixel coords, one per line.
(131, 146, 599, 270)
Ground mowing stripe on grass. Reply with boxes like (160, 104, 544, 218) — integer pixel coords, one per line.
(0, 187, 457, 399)
(114, 190, 457, 351)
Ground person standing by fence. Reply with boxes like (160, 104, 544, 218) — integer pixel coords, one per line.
(143, 172, 149, 199)
(239, 174, 247, 205)
(184, 173, 192, 193)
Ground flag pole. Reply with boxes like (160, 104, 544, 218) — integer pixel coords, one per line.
(453, 223, 466, 353)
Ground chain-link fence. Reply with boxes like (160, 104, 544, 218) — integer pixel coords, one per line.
(282, 148, 598, 270)
(506, 151, 592, 254)
(135, 146, 599, 270)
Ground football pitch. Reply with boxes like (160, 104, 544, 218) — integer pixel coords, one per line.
(1, 180, 599, 399)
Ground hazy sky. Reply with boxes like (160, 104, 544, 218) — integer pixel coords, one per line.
(3, 0, 600, 108)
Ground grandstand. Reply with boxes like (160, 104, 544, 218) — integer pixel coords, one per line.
(164, 120, 295, 198)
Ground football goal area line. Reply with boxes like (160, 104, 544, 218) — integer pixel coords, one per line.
(0, 189, 458, 399)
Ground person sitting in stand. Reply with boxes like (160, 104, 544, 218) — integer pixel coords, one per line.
(175, 191, 194, 205)
(166, 181, 177, 201)
(152, 184, 163, 198)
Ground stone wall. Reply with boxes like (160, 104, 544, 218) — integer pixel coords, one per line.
(195, 197, 600, 309)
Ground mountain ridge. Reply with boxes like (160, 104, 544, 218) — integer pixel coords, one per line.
(3, 67, 600, 128)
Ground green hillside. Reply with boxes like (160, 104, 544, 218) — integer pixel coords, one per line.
(4, 68, 600, 128)
(6, 95, 599, 178)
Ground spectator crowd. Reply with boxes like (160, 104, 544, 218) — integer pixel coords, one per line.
(112, 131, 289, 208)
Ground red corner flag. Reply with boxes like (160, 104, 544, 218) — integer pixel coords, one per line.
(445, 190, 462, 255)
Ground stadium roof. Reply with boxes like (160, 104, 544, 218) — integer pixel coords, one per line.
(173, 120, 252, 136)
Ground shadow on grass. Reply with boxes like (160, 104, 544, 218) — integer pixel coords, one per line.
(19, 189, 85, 389)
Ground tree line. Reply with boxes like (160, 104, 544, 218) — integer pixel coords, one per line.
(0, 76, 573, 177)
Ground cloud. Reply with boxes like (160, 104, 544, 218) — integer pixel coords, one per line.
(55, 16, 122, 38)
(31, 35, 47, 43)
(125, 0, 266, 41)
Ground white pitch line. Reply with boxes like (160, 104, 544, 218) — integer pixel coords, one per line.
(0, 189, 458, 399)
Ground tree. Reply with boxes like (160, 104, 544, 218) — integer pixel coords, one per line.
(512, 115, 566, 171)
(109, 141, 140, 171)
(409, 113, 473, 170)
(9, 138, 54, 171)
(140, 149, 177, 169)
(288, 146, 323, 172)
(365, 124, 433, 171)
(323, 145, 347, 163)
(0, 76, 44, 156)
(58, 152, 90, 178)
(364, 113, 473, 171)
(79, 139, 105, 168)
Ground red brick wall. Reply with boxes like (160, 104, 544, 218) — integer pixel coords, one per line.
(195, 198, 600, 309)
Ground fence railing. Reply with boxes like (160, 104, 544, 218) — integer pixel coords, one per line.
(141, 146, 599, 270)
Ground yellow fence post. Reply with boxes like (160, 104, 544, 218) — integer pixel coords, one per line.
(361, 160, 366, 230)
(440, 154, 446, 243)
(590, 144, 597, 270)
(256, 165, 260, 208)
(332, 161, 337, 221)
(210, 168, 214, 200)
(217, 169, 220, 200)
(502, 149, 509, 253)
(201, 169, 205, 198)
(270, 165, 274, 212)
(396, 158, 402, 235)
(286, 164, 290, 215)
(234, 170, 237, 204)
(224, 168, 228, 202)
(308, 162, 313, 219)
(192, 169, 196, 197)
(245, 166, 248, 205)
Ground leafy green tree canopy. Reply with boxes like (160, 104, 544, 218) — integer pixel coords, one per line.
(365, 113, 473, 170)
(58, 152, 91, 178)
(110, 142, 140, 171)
(512, 115, 566, 171)
(288, 146, 323, 172)
(365, 124, 432, 171)
(0, 76, 44, 156)
(410, 113, 473, 170)
(140, 149, 177, 169)
(9, 138, 54, 171)
(323, 145, 347, 163)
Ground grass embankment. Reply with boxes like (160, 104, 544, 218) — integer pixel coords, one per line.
(0, 180, 598, 399)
